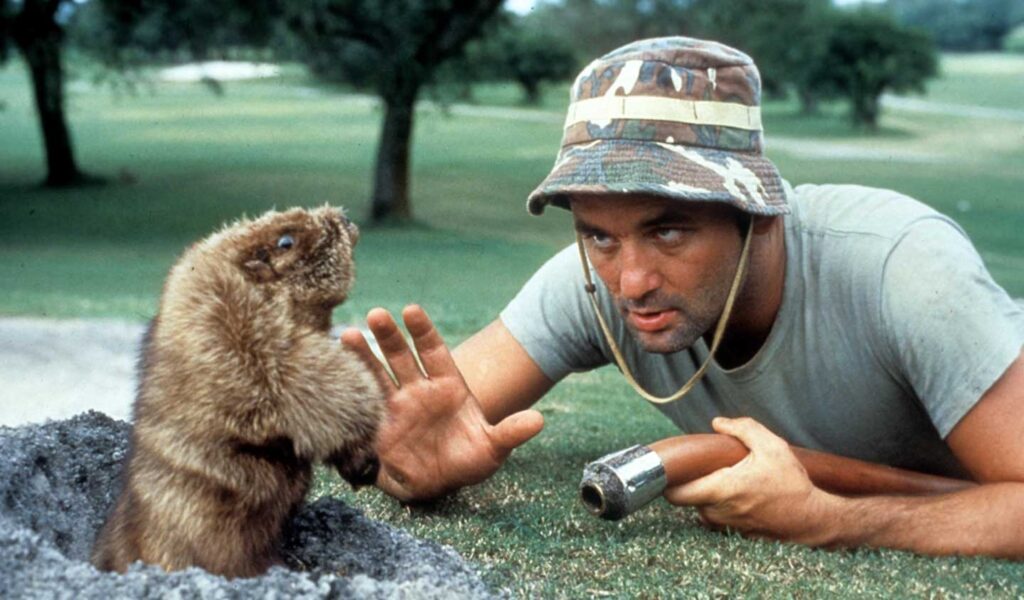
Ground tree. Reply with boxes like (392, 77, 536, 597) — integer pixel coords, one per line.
(285, 0, 504, 222)
(885, 0, 1024, 51)
(501, 26, 576, 105)
(0, 0, 279, 187)
(687, 0, 835, 113)
(1, 0, 92, 186)
(72, 0, 281, 70)
(460, 11, 577, 105)
(530, 0, 699, 62)
(808, 10, 937, 129)
(1006, 23, 1024, 52)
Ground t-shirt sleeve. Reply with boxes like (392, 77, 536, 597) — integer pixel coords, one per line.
(499, 244, 611, 381)
(880, 217, 1024, 437)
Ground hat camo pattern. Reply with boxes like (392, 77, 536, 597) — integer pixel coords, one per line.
(527, 36, 789, 217)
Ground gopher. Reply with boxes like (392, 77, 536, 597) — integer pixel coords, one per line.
(91, 206, 385, 578)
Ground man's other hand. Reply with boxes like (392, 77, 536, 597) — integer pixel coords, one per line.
(663, 416, 838, 544)
(341, 305, 545, 502)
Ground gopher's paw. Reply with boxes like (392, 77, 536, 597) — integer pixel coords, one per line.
(330, 447, 380, 489)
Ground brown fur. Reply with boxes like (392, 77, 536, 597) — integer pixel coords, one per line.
(91, 206, 384, 578)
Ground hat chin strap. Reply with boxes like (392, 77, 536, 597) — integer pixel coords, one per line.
(574, 218, 754, 405)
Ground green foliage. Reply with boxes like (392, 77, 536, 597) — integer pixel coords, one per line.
(70, 0, 281, 68)
(284, 0, 502, 97)
(0, 1, 10, 64)
(459, 11, 578, 105)
(807, 10, 937, 129)
(527, 0, 697, 62)
(522, 1, 937, 128)
(1005, 24, 1024, 52)
(688, 0, 834, 104)
(885, 0, 1024, 51)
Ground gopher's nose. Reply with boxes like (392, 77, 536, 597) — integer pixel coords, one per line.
(328, 207, 358, 245)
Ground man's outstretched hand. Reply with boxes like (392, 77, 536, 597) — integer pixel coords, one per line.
(341, 305, 545, 502)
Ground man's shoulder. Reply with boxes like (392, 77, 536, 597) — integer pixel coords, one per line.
(787, 182, 957, 242)
(781, 182, 976, 320)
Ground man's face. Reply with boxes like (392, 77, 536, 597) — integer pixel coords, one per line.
(571, 194, 744, 354)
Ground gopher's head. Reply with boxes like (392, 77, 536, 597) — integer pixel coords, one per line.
(208, 206, 361, 309)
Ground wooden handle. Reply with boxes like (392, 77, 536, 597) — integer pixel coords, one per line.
(648, 434, 975, 496)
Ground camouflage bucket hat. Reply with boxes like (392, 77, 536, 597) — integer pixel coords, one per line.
(527, 36, 789, 217)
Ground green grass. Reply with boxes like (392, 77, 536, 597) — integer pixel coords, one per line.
(2, 56, 1024, 596)
(0, 64, 573, 331)
(313, 368, 1024, 597)
(929, 53, 1024, 110)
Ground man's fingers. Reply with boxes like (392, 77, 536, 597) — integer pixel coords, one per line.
(664, 468, 732, 506)
(712, 416, 784, 454)
(696, 508, 727, 531)
(375, 467, 413, 502)
(490, 409, 544, 454)
(340, 327, 397, 392)
(366, 308, 425, 384)
(402, 305, 460, 377)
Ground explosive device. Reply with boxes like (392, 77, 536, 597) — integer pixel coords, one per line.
(580, 433, 975, 520)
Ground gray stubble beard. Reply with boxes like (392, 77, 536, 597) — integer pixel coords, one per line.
(616, 281, 730, 355)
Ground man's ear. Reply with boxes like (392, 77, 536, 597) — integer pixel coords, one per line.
(243, 247, 275, 282)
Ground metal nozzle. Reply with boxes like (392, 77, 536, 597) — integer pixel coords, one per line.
(579, 445, 667, 520)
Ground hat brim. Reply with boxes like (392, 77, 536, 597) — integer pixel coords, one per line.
(527, 139, 789, 217)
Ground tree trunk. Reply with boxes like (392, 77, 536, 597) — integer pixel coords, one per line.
(371, 84, 420, 222)
(17, 33, 86, 187)
(519, 78, 541, 106)
(797, 86, 819, 115)
(851, 91, 880, 131)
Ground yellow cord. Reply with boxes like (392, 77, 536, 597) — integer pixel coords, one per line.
(574, 218, 754, 405)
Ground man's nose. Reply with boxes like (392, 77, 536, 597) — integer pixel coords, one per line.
(617, 243, 661, 300)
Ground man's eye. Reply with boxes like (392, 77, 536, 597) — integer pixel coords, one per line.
(588, 233, 615, 250)
(654, 228, 686, 243)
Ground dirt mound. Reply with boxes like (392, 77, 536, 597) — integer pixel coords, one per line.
(0, 412, 497, 599)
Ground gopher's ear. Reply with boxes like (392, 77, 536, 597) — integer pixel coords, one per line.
(243, 248, 276, 282)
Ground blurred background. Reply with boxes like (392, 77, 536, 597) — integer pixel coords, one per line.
(2, 0, 1022, 324)
(2, 1, 1024, 595)
(3, 0, 1023, 414)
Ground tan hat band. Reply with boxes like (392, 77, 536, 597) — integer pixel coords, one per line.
(564, 96, 763, 132)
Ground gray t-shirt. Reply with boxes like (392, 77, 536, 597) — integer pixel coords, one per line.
(500, 183, 1024, 477)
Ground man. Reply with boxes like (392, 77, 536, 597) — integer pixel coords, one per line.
(341, 37, 1024, 558)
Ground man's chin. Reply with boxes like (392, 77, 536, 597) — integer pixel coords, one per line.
(628, 327, 696, 354)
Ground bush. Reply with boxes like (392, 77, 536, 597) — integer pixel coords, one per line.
(1004, 24, 1024, 53)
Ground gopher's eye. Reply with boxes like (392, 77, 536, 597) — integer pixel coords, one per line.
(276, 234, 295, 250)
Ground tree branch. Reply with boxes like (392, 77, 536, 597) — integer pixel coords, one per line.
(414, 0, 503, 68)
(321, 0, 393, 50)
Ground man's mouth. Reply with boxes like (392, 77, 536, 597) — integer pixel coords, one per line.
(626, 309, 679, 332)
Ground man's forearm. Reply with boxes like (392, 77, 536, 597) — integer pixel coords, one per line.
(813, 482, 1024, 559)
(453, 319, 554, 424)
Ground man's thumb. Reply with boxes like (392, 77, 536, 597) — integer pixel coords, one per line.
(491, 409, 544, 453)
